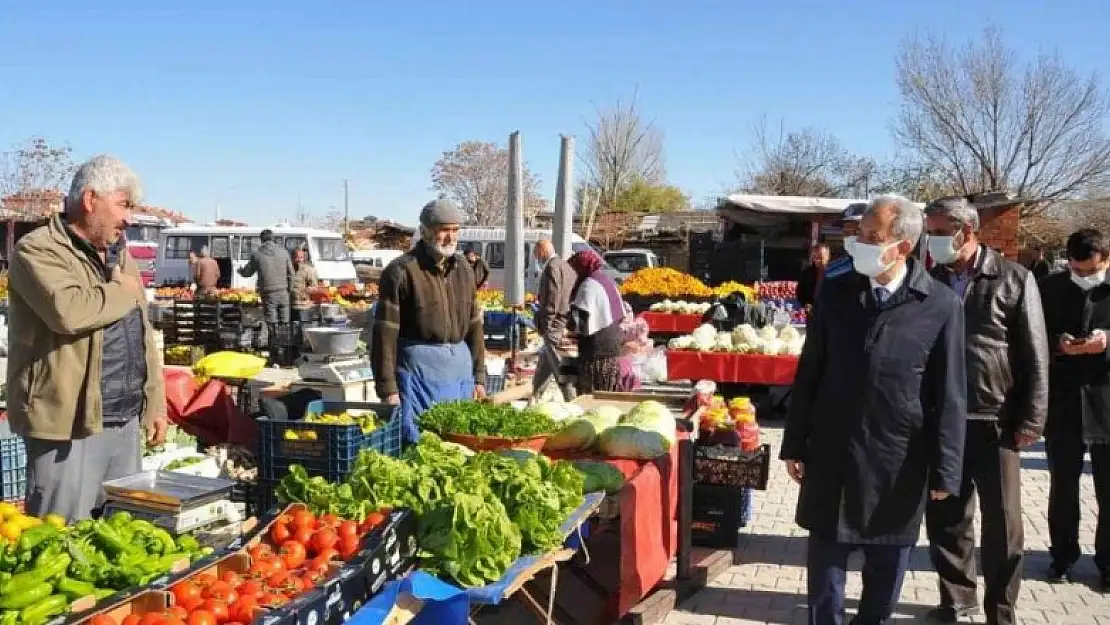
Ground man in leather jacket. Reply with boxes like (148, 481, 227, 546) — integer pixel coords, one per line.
(922, 196, 1050, 625)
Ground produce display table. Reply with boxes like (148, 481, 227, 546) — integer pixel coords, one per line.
(354, 571, 469, 625)
(666, 350, 799, 385)
(640, 312, 703, 335)
(459, 492, 604, 623)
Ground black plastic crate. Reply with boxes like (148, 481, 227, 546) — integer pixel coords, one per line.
(693, 443, 771, 490)
(692, 484, 751, 548)
(257, 401, 402, 482)
(0, 436, 27, 502)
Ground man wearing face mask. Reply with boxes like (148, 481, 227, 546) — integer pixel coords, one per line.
(371, 199, 486, 443)
(781, 195, 966, 625)
(1037, 228, 1110, 591)
(922, 196, 1049, 625)
(824, 203, 864, 280)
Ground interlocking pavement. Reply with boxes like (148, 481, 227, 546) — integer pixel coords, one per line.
(664, 425, 1109, 625)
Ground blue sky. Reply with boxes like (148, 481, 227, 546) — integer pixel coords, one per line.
(1, 0, 1107, 225)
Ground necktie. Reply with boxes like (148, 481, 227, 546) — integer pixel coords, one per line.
(874, 287, 889, 305)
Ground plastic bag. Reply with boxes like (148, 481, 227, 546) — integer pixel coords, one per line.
(192, 351, 265, 380)
(163, 368, 199, 423)
(642, 346, 668, 383)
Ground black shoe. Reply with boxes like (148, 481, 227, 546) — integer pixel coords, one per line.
(1047, 562, 1074, 583)
(1100, 571, 1110, 593)
(925, 605, 980, 623)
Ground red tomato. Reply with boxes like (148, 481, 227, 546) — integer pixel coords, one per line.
(265, 571, 290, 589)
(318, 514, 340, 529)
(310, 529, 338, 555)
(231, 598, 262, 625)
(202, 600, 230, 625)
(269, 522, 291, 545)
(237, 580, 264, 599)
(315, 547, 339, 563)
(337, 520, 359, 537)
(337, 533, 360, 560)
(162, 614, 184, 625)
(257, 593, 289, 608)
(90, 615, 118, 625)
(187, 611, 217, 625)
(139, 614, 166, 625)
(248, 544, 274, 562)
(194, 574, 217, 589)
(280, 540, 308, 569)
(291, 510, 316, 531)
(122, 616, 141, 625)
(220, 571, 244, 588)
(167, 606, 188, 621)
(292, 527, 313, 546)
(248, 560, 277, 579)
(172, 582, 203, 607)
(203, 581, 238, 605)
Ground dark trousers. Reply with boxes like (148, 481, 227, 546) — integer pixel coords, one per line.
(807, 535, 910, 625)
(1046, 433, 1110, 571)
(925, 421, 1023, 625)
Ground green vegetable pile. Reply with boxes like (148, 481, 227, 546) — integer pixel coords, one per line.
(0, 512, 212, 625)
(275, 433, 585, 587)
(418, 400, 556, 438)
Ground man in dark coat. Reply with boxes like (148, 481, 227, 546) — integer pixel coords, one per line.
(465, 248, 490, 289)
(781, 194, 967, 625)
(1038, 228, 1110, 591)
(922, 196, 1050, 625)
(797, 243, 830, 310)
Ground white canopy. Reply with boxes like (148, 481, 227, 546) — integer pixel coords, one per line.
(720, 194, 925, 216)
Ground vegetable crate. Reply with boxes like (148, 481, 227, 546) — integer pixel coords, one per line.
(0, 433, 26, 503)
(693, 443, 771, 490)
(257, 401, 402, 483)
(691, 483, 752, 548)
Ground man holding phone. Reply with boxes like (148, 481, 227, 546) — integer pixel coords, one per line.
(1038, 228, 1110, 591)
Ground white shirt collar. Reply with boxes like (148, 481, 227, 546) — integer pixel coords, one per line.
(870, 262, 908, 295)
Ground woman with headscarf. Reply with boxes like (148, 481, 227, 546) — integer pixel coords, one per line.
(567, 250, 638, 393)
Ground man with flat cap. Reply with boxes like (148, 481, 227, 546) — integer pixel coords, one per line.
(371, 199, 486, 443)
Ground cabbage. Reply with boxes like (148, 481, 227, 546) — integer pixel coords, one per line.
(597, 400, 677, 459)
(572, 460, 627, 494)
(534, 401, 572, 421)
(544, 408, 621, 450)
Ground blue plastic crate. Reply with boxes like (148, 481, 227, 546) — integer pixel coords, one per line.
(0, 436, 27, 502)
(257, 401, 402, 482)
(483, 311, 516, 331)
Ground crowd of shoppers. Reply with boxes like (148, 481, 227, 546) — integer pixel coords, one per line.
(783, 194, 1110, 625)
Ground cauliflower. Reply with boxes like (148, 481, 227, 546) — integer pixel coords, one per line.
(779, 325, 801, 342)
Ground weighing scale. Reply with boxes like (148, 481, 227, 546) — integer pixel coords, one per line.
(291, 327, 378, 402)
(101, 470, 239, 533)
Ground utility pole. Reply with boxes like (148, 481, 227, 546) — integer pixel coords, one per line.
(342, 179, 350, 236)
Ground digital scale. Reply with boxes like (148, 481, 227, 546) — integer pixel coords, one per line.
(291, 327, 378, 402)
(101, 470, 239, 533)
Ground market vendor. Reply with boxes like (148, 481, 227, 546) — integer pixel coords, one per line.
(6, 155, 167, 522)
(191, 245, 220, 297)
(291, 246, 319, 304)
(371, 199, 486, 442)
(465, 248, 490, 289)
(239, 228, 295, 323)
(532, 239, 576, 395)
(567, 249, 638, 393)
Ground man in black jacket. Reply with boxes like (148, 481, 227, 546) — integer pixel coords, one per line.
(922, 196, 1050, 625)
(781, 195, 966, 625)
(1039, 228, 1110, 591)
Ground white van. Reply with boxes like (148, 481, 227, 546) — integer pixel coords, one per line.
(350, 249, 404, 283)
(155, 224, 358, 288)
(603, 248, 659, 281)
(412, 228, 617, 292)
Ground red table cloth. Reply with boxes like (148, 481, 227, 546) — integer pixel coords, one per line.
(666, 350, 799, 385)
(640, 312, 703, 334)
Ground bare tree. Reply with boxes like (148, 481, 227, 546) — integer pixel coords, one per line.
(0, 137, 75, 215)
(581, 91, 666, 213)
(739, 118, 868, 197)
(894, 27, 1110, 215)
(430, 141, 547, 226)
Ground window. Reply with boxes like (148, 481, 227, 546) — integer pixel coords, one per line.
(604, 253, 650, 273)
(486, 242, 505, 269)
(165, 236, 208, 260)
(239, 236, 261, 260)
(284, 237, 307, 255)
(315, 237, 349, 261)
(210, 236, 231, 259)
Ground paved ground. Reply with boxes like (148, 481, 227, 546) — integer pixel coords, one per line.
(664, 424, 1108, 625)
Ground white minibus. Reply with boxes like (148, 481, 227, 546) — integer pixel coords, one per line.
(155, 224, 357, 288)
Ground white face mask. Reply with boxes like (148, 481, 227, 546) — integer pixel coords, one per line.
(843, 236, 857, 254)
(927, 234, 962, 265)
(850, 241, 898, 278)
(1071, 270, 1106, 291)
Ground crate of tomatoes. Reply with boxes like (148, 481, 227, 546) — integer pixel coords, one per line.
(154, 504, 406, 625)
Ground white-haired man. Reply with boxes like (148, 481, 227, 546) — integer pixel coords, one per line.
(781, 195, 967, 625)
(923, 196, 1049, 625)
(7, 155, 167, 522)
(371, 199, 486, 443)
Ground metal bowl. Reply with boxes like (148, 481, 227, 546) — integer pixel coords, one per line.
(303, 327, 361, 354)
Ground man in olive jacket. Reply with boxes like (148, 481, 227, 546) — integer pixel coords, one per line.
(7, 155, 167, 522)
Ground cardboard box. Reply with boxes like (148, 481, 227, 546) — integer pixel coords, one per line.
(66, 591, 171, 625)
